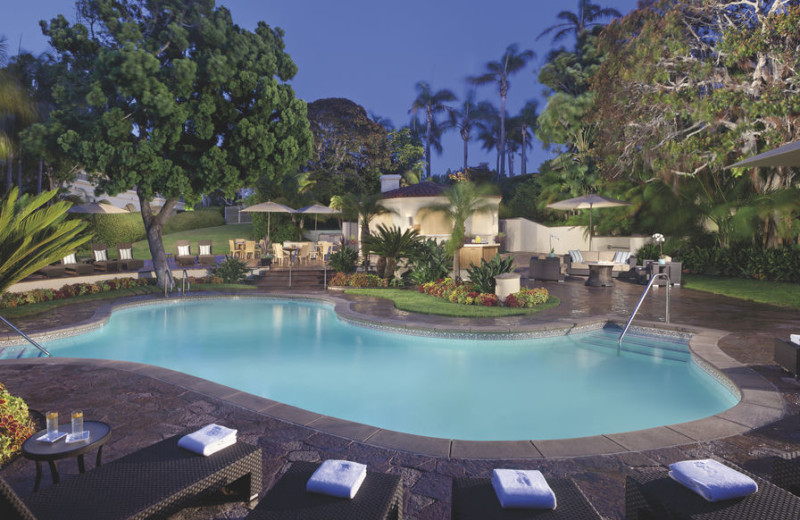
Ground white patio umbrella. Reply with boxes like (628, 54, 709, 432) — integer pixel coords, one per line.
(547, 194, 631, 251)
(67, 202, 129, 214)
(726, 139, 800, 168)
(240, 201, 296, 245)
(297, 203, 341, 232)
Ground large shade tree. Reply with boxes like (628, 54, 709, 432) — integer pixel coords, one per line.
(468, 44, 534, 177)
(42, 0, 313, 288)
(409, 81, 456, 179)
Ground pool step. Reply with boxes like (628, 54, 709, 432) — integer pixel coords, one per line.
(255, 268, 332, 290)
(0, 345, 47, 360)
(578, 334, 691, 362)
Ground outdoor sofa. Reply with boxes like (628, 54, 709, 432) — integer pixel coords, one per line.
(563, 250, 636, 278)
(0, 434, 262, 520)
(451, 476, 602, 519)
(625, 458, 800, 519)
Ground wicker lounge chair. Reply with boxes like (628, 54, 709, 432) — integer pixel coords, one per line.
(116, 243, 144, 272)
(451, 476, 602, 519)
(60, 253, 93, 276)
(197, 240, 216, 266)
(0, 434, 262, 520)
(771, 452, 800, 497)
(175, 240, 195, 267)
(246, 460, 402, 520)
(36, 265, 66, 278)
(625, 459, 800, 519)
(91, 244, 120, 273)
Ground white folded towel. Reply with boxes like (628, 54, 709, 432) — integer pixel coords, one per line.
(491, 469, 557, 509)
(178, 424, 237, 456)
(306, 460, 367, 499)
(790, 334, 800, 346)
(668, 459, 758, 502)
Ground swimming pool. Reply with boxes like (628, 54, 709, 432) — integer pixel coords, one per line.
(18, 299, 738, 441)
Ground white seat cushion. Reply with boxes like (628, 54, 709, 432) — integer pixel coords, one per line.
(62, 253, 77, 265)
(568, 250, 584, 263)
(93, 250, 107, 262)
(177, 245, 190, 256)
(119, 248, 133, 260)
(199, 245, 211, 256)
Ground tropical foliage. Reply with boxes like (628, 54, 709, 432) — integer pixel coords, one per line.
(0, 188, 91, 294)
(328, 246, 359, 274)
(406, 239, 453, 286)
(213, 255, 249, 284)
(361, 224, 421, 280)
(465, 253, 515, 294)
(418, 278, 550, 308)
(0, 382, 36, 466)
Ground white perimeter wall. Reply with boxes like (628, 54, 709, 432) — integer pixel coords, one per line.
(502, 217, 648, 254)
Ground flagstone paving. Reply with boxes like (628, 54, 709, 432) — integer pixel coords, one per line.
(2, 273, 800, 519)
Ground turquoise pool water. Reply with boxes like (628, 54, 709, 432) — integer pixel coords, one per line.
(17, 299, 737, 441)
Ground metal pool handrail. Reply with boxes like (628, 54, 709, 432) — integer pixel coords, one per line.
(618, 272, 671, 348)
(0, 314, 52, 357)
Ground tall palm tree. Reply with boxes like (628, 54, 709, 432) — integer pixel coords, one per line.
(536, 0, 622, 44)
(422, 181, 496, 279)
(475, 104, 501, 172)
(0, 37, 37, 180)
(445, 91, 493, 174)
(331, 192, 395, 266)
(409, 81, 456, 179)
(468, 44, 534, 177)
(0, 188, 91, 294)
(516, 101, 538, 176)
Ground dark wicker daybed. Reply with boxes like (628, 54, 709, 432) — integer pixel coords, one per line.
(246, 460, 402, 520)
(772, 452, 800, 497)
(175, 240, 196, 267)
(116, 243, 145, 272)
(451, 476, 602, 519)
(1, 434, 262, 520)
(625, 460, 800, 519)
(197, 240, 216, 266)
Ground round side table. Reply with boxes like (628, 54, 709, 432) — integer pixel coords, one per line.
(22, 420, 111, 492)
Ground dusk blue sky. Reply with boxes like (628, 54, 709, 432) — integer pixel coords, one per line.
(3, 0, 639, 176)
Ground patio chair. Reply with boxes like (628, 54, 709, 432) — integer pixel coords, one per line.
(0, 434, 262, 520)
(271, 243, 288, 267)
(175, 240, 195, 267)
(91, 244, 120, 273)
(244, 241, 256, 261)
(245, 460, 402, 520)
(198, 240, 216, 266)
(625, 458, 800, 519)
(115, 243, 144, 272)
(60, 253, 93, 276)
(297, 242, 311, 265)
(451, 476, 602, 519)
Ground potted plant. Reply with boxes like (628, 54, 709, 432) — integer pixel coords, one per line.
(652, 233, 666, 264)
(549, 233, 559, 257)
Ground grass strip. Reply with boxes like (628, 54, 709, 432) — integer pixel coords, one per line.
(344, 288, 559, 317)
(1, 284, 255, 319)
(130, 224, 255, 259)
(682, 274, 800, 309)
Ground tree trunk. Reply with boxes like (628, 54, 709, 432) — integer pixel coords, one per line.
(461, 128, 469, 174)
(138, 188, 177, 289)
(37, 158, 43, 193)
(508, 150, 515, 176)
(17, 158, 22, 189)
(452, 247, 461, 282)
(384, 257, 397, 280)
(425, 106, 433, 179)
(499, 85, 507, 177)
(6, 154, 13, 189)
(521, 124, 527, 176)
(375, 256, 386, 278)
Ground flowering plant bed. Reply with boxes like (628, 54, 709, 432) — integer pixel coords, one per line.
(329, 272, 388, 288)
(0, 277, 154, 309)
(419, 278, 549, 308)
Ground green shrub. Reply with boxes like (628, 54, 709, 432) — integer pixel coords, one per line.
(85, 213, 146, 247)
(677, 245, 800, 282)
(328, 272, 386, 288)
(213, 255, 249, 283)
(328, 246, 359, 274)
(0, 383, 36, 465)
(407, 239, 452, 285)
(465, 253, 514, 294)
(162, 208, 224, 234)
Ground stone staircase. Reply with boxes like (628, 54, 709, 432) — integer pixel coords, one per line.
(254, 267, 332, 290)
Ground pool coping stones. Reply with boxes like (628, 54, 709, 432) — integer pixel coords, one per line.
(0, 292, 785, 459)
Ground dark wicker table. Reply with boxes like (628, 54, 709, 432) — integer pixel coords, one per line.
(22, 420, 111, 491)
(625, 465, 800, 519)
(247, 460, 403, 520)
(585, 263, 615, 287)
(451, 477, 602, 519)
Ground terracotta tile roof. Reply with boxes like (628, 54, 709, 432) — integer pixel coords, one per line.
(380, 183, 445, 199)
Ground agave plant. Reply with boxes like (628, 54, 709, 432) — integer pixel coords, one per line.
(466, 253, 515, 294)
(362, 224, 421, 280)
(0, 188, 91, 294)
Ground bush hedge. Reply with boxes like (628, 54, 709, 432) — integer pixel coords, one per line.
(78, 208, 225, 248)
(673, 245, 800, 282)
(329, 272, 387, 288)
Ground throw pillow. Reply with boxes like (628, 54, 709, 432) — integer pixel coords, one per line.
(94, 249, 107, 262)
(119, 248, 133, 260)
(199, 245, 211, 256)
(613, 251, 632, 264)
(568, 250, 584, 263)
(177, 245, 190, 256)
(62, 253, 77, 265)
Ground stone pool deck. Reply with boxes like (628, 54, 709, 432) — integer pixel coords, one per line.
(1, 275, 800, 519)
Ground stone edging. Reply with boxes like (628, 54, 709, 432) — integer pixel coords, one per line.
(0, 293, 785, 459)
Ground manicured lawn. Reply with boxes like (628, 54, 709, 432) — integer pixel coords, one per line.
(130, 224, 255, 259)
(1, 284, 256, 319)
(683, 274, 800, 309)
(344, 288, 559, 317)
